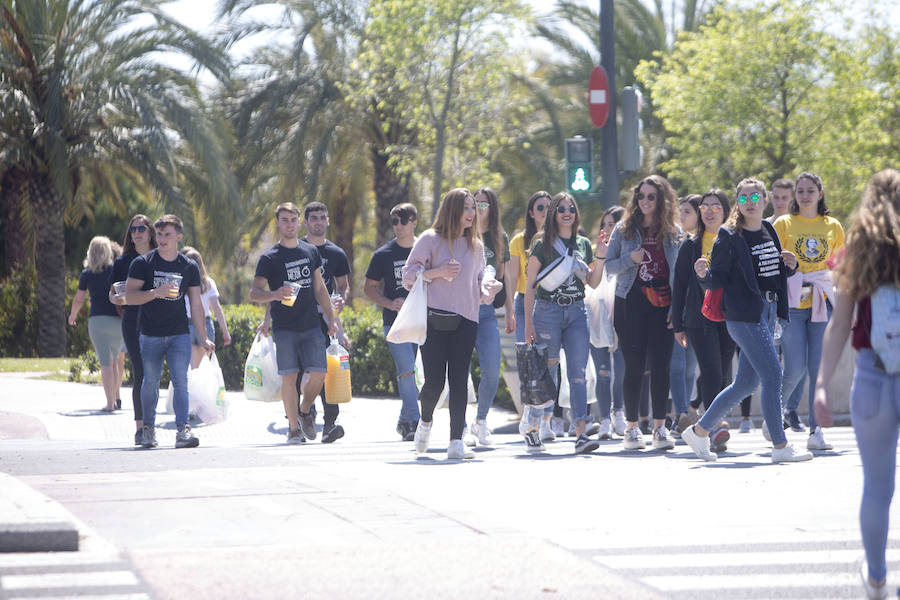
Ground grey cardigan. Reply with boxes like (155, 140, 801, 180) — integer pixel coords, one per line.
(604, 222, 683, 299)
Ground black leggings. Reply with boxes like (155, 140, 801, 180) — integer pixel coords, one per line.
(419, 316, 478, 440)
(686, 322, 736, 413)
(614, 287, 674, 422)
(121, 315, 143, 421)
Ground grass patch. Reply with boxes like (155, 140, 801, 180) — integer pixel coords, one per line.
(0, 357, 75, 373)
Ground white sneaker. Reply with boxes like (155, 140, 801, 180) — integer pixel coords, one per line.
(447, 439, 475, 459)
(462, 425, 477, 447)
(739, 418, 753, 433)
(761, 419, 771, 442)
(807, 427, 833, 451)
(652, 426, 675, 450)
(681, 425, 717, 461)
(540, 419, 557, 442)
(414, 420, 431, 455)
(597, 418, 613, 440)
(859, 560, 888, 599)
(623, 427, 645, 450)
(550, 416, 566, 437)
(469, 421, 493, 446)
(772, 443, 813, 463)
(518, 412, 529, 436)
(612, 410, 627, 436)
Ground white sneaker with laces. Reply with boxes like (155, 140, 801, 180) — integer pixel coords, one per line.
(462, 425, 477, 447)
(469, 421, 493, 446)
(652, 426, 675, 450)
(739, 418, 753, 433)
(771, 443, 813, 463)
(447, 439, 475, 459)
(613, 410, 627, 436)
(414, 420, 431, 455)
(550, 416, 566, 437)
(540, 419, 557, 442)
(859, 560, 888, 599)
(518, 412, 529, 436)
(598, 418, 613, 440)
(681, 425, 717, 461)
(807, 427, 833, 451)
(623, 427, 645, 450)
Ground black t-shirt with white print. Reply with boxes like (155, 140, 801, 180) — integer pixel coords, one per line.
(302, 238, 351, 295)
(255, 241, 323, 333)
(127, 250, 201, 337)
(365, 239, 412, 327)
(743, 227, 780, 293)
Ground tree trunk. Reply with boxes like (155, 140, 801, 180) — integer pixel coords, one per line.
(30, 175, 67, 357)
(371, 147, 410, 248)
(1, 167, 31, 275)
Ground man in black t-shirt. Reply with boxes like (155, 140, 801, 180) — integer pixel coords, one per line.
(364, 203, 421, 441)
(251, 202, 336, 445)
(125, 214, 213, 449)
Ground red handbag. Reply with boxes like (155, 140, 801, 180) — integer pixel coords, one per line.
(701, 288, 725, 322)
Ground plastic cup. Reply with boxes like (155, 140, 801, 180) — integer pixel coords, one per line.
(166, 274, 182, 298)
(113, 281, 127, 304)
(282, 281, 301, 307)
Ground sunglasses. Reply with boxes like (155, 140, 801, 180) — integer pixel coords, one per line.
(556, 205, 577, 214)
(476, 202, 490, 211)
(391, 216, 412, 226)
(737, 193, 762, 205)
(533, 203, 548, 213)
(129, 225, 148, 233)
(636, 192, 657, 202)
(699, 204, 722, 212)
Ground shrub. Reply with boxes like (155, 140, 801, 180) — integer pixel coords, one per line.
(68, 349, 99, 382)
(340, 304, 397, 395)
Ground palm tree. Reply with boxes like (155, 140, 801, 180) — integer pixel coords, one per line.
(0, 0, 241, 356)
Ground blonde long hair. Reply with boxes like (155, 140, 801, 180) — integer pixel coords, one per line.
(181, 246, 211, 294)
(84, 236, 114, 273)
(835, 169, 900, 299)
(432, 188, 481, 250)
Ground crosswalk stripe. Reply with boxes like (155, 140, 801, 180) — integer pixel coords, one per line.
(0, 553, 117, 568)
(596, 548, 900, 569)
(1, 570, 139, 590)
(642, 571, 858, 591)
(9, 595, 151, 600)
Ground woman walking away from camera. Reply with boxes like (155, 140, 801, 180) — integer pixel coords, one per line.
(108, 215, 156, 444)
(69, 236, 125, 413)
(774, 171, 844, 450)
(605, 175, 682, 452)
(671, 189, 736, 450)
(591, 206, 627, 439)
(468, 187, 511, 446)
(523, 192, 604, 455)
(682, 178, 811, 463)
(402, 188, 502, 460)
(182, 247, 232, 369)
(814, 169, 900, 600)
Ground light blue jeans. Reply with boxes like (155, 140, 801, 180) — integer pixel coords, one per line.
(782, 305, 831, 430)
(697, 300, 786, 446)
(384, 325, 421, 425)
(475, 303, 501, 421)
(514, 293, 526, 343)
(591, 345, 624, 420)
(140, 333, 191, 427)
(851, 349, 900, 584)
(532, 298, 590, 423)
(670, 337, 697, 416)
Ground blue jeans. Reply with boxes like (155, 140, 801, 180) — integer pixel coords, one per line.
(514, 293, 526, 343)
(698, 300, 786, 446)
(384, 325, 421, 425)
(782, 305, 831, 430)
(591, 345, 624, 420)
(140, 333, 191, 428)
(852, 349, 900, 583)
(669, 337, 697, 415)
(475, 303, 501, 421)
(532, 299, 590, 423)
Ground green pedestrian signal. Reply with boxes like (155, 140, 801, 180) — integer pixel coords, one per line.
(565, 136, 593, 194)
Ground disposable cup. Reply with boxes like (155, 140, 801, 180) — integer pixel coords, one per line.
(165, 274, 183, 298)
(113, 281, 127, 304)
(282, 281, 301, 307)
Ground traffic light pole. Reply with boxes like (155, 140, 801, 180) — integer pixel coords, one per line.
(599, 0, 618, 209)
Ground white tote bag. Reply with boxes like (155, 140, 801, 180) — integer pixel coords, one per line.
(586, 271, 616, 349)
(387, 272, 428, 345)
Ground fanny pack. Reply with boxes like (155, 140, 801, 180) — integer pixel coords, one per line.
(641, 280, 671, 308)
(427, 309, 462, 331)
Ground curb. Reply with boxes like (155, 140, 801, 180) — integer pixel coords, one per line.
(0, 473, 79, 552)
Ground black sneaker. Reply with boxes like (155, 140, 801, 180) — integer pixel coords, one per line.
(322, 424, 345, 444)
(664, 415, 674, 430)
(786, 410, 806, 432)
(639, 420, 652, 435)
(574, 434, 600, 455)
(524, 431, 545, 454)
(299, 410, 317, 440)
(141, 425, 157, 449)
(396, 421, 416, 441)
(134, 429, 143, 446)
(116, 398, 122, 410)
(175, 425, 199, 448)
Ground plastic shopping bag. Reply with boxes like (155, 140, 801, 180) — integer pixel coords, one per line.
(194, 354, 229, 424)
(387, 272, 427, 345)
(586, 272, 616, 349)
(244, 332, 282, 402)
(515, 342, 557, 409)
(557, 347, 597, 408)
(436, 373, 477, 409)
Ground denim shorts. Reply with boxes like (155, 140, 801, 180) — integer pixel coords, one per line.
(272, 326, 328, 375)
(189, 316, 215, 346)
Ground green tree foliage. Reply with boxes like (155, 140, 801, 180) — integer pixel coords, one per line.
(636, 1, 897, 218)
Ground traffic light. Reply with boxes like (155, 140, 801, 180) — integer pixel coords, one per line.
(565, 136, 593, 194)
(621, 86, 643, 172)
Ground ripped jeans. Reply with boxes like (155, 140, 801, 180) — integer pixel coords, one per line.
(532, 298, 590, 423)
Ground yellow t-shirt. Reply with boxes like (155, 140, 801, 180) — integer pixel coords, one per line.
(701, 231, 716, 261)
(509, 231, 529, 295)
(773, 214, 844, 308)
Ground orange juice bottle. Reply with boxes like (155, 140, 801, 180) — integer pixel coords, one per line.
(324, 337, 352, 404)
